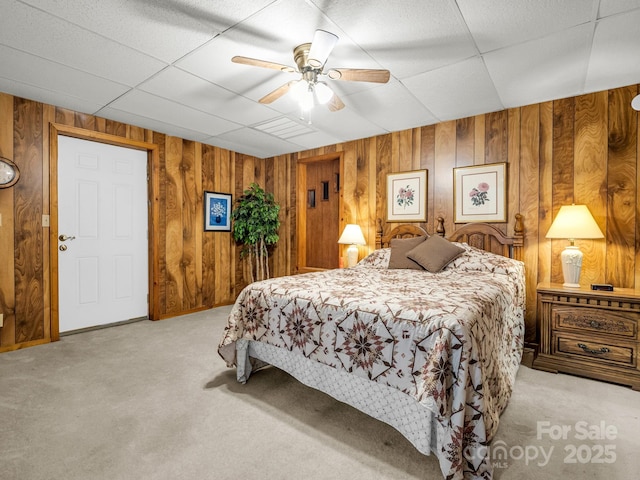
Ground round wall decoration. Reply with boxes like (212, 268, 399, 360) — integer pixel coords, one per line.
(0, 157, 20, 188)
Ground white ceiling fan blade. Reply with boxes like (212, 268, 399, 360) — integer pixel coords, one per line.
(307, 29, 338, 68)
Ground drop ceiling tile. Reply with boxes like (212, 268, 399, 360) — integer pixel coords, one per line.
(0, 45, 129, 105)
(231, 0, 344, 50)
(404, 56, 503, 121)
(280, 128, 344, 151)
(297, 106, 387, 143)
(598, 0, 640, 18)
(0, 0, 165, 86)
(104, 90, 240, 137)
(96, 106, 212, 143)
(585, 9, 640, 93)
(212, 127, 306, 158)
(176, 34, 299, 98)
(457, 0, 593, 53)
(178, 0, 335, 79)
(177, 0, 380, 94)
(139, 67, 282, 125)
(345, 81, 438, 132)
(20, 0, 277, 63)
(317, 0, 478, 78)
(484, 24, 593, 108)
(0, 78, 105, 115)
(200, 136, 258, 157)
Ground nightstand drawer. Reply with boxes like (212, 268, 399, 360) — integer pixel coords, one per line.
(552, 306, 638, 339)
(535, 283, 640, 389)
(554, 334, 635, 366)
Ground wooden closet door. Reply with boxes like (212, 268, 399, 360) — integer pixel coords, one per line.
(301, 157, 340, 270)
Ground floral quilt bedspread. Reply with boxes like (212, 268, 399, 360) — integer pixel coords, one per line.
(218, 245, 525, 480)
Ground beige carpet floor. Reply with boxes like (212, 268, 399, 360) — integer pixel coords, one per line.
(0, 306, 638, 480)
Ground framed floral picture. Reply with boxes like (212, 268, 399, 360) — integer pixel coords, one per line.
(204, 191, 232, 231)
(386, 169, 427, 222)
(453, 163, 506, 223)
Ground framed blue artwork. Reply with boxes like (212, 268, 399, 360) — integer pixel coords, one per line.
(204, 191, 232, 231)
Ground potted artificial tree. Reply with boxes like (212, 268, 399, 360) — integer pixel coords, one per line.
(231, 183, 281, 282)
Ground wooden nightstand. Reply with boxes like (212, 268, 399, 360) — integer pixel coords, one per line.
(533, 282, 640, 390)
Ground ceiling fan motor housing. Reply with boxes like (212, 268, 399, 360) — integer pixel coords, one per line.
(294, 42, 322, 83)
(293, 43, 313, 69)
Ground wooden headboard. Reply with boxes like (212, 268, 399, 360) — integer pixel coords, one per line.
(376, 214, 524, 261)
(376, 223, 431, 249)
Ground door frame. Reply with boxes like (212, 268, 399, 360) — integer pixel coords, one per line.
(49, 124, 160, 341)
(296, 152, 343, 273)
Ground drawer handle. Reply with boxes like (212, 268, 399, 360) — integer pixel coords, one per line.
(589, 320, 602, 329)
(577, 343, 610, 355)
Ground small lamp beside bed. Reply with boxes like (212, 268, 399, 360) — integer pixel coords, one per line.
(338, 224, 366, 267)
(546, 204, 604, 287)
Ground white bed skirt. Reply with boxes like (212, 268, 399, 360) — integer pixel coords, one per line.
(236, 339, 446, 472)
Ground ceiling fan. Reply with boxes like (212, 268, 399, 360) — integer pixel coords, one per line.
(232, 29, 391, 112)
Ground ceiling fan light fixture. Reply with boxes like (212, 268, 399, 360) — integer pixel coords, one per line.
(290, 80, 315, 111)
(314, 82, 333, 104)
(307, 29, 338, 68)
(233, 29, 388, 116)
(289, 80, 307, 100)
(301, 89, 315, 111)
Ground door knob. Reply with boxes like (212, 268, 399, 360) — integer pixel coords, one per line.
(59, 234, 76, 242)
(59, 244, 67, 251)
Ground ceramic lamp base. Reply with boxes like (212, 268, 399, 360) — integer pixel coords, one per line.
(561, 245, 583, 288)
(346, 244, 359, 267)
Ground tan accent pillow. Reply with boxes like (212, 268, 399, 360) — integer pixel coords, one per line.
(388, 236, 427, 269)
(406, 234, 465, 273)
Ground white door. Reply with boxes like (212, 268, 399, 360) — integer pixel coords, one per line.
(57, 135, 148, 333)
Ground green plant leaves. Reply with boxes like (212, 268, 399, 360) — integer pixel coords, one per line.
(231, 183, 281, 280)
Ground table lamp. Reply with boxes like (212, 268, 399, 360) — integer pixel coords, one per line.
(545, 204, 604, 287)
(338, 224, 366, 267)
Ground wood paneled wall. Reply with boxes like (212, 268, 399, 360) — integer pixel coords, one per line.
(0, 93, 280, 352)
(1, 82, 639, 352)
(289, 84, 640, 345)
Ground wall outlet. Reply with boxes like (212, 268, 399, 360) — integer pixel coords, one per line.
(0, 313, 3, 328)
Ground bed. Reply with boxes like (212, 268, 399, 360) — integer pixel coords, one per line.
(218, 215, 525, 480)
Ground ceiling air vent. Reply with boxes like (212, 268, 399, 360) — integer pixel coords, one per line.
(253, 117, 314, 140)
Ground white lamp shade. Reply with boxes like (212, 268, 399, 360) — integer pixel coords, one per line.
(545, 205, 603, 240)
(632, 94, 640, 111)
(338, 224, 366, 245)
